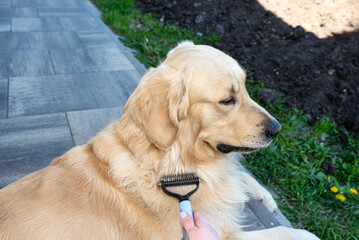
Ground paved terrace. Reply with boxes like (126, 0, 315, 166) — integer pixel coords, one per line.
(0, 0, 291, 232)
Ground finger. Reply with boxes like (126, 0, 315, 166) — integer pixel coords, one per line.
(193, 211, 209, 227)
(180, 211, 195, 232)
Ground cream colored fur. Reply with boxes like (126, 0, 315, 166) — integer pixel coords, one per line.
(0, 42, 319, 240)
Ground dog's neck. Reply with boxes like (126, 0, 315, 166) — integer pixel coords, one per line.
(115, 111, 228, 168)
(116, 113, 198, 173)
(90, 110, 235, 184)
(89, 112, 241, 214)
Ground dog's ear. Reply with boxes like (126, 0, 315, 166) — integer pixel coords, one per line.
(129, 65, 189, 150)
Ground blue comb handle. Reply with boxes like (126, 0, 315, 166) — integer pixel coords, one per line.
(179, 200, 194, 240)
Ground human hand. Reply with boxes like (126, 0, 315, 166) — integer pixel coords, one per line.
(180, 211, 220, 240)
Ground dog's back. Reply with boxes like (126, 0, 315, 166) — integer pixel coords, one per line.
(0, 145, 114, 239)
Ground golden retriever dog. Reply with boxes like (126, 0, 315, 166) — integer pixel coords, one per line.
(0, 42, 319, 240)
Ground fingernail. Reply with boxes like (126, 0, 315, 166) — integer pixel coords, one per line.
(180, 211, 187, 219)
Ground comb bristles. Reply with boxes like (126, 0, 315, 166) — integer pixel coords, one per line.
(161, 173, 199, 187)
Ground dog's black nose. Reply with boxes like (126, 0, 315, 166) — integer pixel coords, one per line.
(265, 119, 281, 139)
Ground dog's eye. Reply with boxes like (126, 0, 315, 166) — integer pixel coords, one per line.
(220, 97, 235, 105)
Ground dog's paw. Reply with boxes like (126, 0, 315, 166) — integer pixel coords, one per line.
(260, 192, 278, 212)
(243, 172, 278, 212)
(256, 186, 278, 212)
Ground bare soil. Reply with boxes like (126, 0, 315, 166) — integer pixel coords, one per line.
(136, 0, 359, 131)
(258, 0, 359, 39)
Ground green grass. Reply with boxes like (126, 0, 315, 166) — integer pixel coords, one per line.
(91, 0, 359, 239)
(245, 80, 359, 239)
(91, 0, 219, 67)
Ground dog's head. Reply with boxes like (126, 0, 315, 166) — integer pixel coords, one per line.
(126, 41, 280, 157)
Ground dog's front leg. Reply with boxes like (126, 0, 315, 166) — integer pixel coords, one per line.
(239, 226, 320, 240)
(239, 171, 278, 212)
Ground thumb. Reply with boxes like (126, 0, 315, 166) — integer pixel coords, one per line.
(193, 211, 208, 227)
(180, 211, 195, 232)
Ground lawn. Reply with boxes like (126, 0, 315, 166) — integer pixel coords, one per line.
(91, 0, 359, 239)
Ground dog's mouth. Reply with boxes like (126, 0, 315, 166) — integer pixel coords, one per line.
(217, 144, 258, 154)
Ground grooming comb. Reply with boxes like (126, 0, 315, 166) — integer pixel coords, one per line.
(159, 173, 200, 240)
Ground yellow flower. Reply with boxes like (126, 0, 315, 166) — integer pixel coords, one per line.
(327, 176, 331, 180)
(350, 188, 358, 195)
(330, 186, 338, 193)
(335, 194, 346, 201)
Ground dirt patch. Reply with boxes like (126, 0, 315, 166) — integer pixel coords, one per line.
(136, 0, 359, 131)
(258, 0, 359, 38)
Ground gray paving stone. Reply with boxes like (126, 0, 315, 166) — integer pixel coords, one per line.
(38, 7, 88, 17)
(8, 70, 140, 117)
(12, 17, 101, 32)
(0, 113, 73, 188)
(80, 0, 148, 76)
(247, 201, 292, 229)
(11, 7, 38, 17)
(0, 19, 10, 32)
(77, 31, 117, 48)
(0, 31, 82, 51)
(12, 0, 83, 8)
(0, 0, 10, 8)
(0, 78, 7, 119)
(242, 203, 266, 231)
(0, 7, 37, 18)
(12, 17, 61, 32)
(271, 207, 293, 228)
(67, 107, 124, 145)
(50, 48, 135, 74)
(0, 8, 10, 18)
(0, 49, 54, 78)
